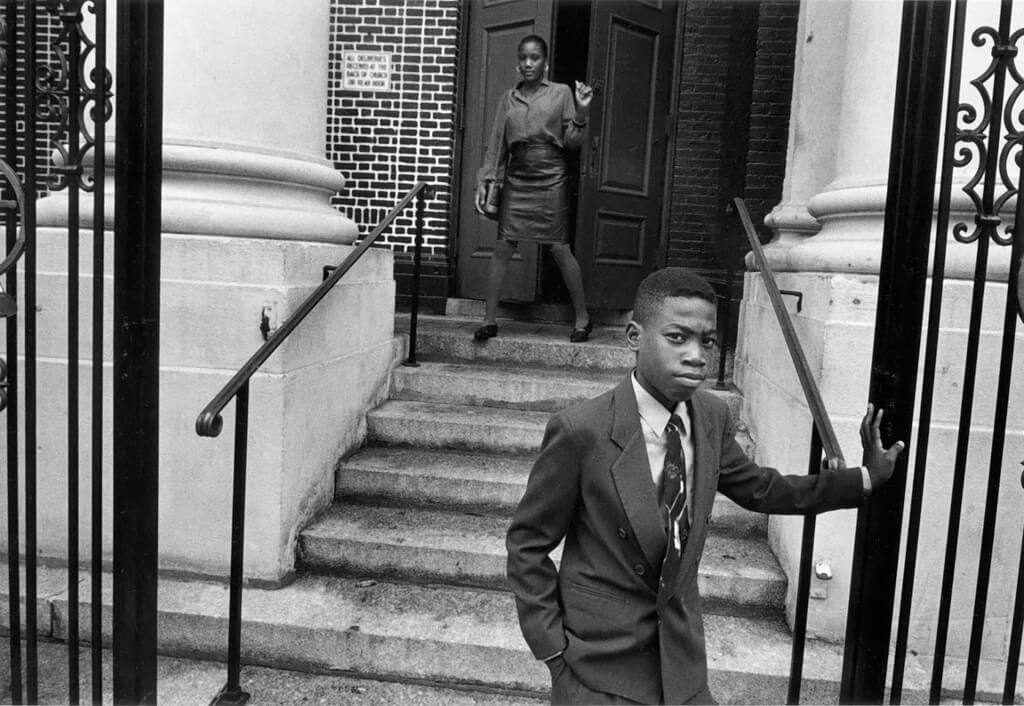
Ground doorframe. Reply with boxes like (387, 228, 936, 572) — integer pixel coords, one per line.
(450, 0, 687, 301)
(657, 0, 686, 271)
(448, 0, 473, 295)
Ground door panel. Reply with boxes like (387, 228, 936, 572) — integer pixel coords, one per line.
(576, 1, 677, 309)
(456, 0, 554, 302)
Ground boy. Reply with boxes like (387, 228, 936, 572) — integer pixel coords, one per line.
(506, 268, 904, 705)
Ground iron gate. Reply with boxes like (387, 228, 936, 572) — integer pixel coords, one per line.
(0, 0, 162, 703)
(835, 1, 1024, 703)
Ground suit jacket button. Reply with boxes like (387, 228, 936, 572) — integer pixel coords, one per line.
(634, 563, 646, 576)
(617, 527, 627, 539)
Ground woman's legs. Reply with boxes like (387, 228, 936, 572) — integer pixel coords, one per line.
(548, 242, 590, 329)
(482, 239, 517, 326)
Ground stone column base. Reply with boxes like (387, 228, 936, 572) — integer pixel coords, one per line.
(735, 270, 1024, 660)
(1, 229, 400, 584)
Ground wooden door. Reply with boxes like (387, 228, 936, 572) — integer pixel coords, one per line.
(575, 1, 677, 309)
(456, 0, 554, 302)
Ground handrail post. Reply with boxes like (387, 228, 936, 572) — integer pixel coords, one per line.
(787, 424, 824, 704)
(403, 184, 428, 367)
(212, 382, 251, 706)
(716, 204, 740, 390)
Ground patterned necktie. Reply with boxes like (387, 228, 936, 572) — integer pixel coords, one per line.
(660, 414, 689, 561)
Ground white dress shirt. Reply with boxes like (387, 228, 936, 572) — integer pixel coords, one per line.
(631, 373, 694, 523)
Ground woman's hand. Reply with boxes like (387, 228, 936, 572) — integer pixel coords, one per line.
(574, 80, 594, 111)
(474, 183, 487, 215)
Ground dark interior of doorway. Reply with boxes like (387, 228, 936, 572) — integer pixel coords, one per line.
(540, 0, 591, 308)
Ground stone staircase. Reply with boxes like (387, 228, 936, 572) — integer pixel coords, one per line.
(289, 314, 849, 702)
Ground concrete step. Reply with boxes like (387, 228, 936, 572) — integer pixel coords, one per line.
(298, 503, 785, 614)
(390, 361, 622, 412)
(7, 564, 1016, 704)
(366, 401, 549, 453)
(335, 447, 767, 538)
(391, 360, 743, 419)
(444, 297, 634, 327)
(118, 573, 852, 702)
(367, 400, 754, 459)
(402, 314, 635, 371)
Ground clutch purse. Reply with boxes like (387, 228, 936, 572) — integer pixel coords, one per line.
(484, 180, 502, 220)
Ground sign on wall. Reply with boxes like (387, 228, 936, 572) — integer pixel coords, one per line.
(342, 52, 393, 91)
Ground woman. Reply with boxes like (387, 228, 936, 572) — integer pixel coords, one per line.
(473, 35, 594, 343)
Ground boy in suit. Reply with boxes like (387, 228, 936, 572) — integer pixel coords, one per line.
(506, 268, 904, 705)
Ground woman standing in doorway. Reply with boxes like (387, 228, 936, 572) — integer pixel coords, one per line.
(473, 34, 594, 343)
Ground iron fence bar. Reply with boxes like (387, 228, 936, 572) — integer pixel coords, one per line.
(403, 185, 428, 367)
(889, 1, 965, 701)
(1, 1, 22, 701)
(90, 1, 107, 701)
(65, 5, 82, 700)
(931, 2, 1013, 700)
(839, 1, 949, 701)
(23, 2, 39, 700)
(210, 382, 251, 706)
(196, 182, 429, 438)
(787, 424, 823, 705)
(962, 138, 1024, 704)
(1007, 508, 1024, 704)
(112, 0, 162, 702)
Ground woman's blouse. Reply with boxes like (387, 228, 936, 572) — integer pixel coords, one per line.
(477, 79, 586, 187)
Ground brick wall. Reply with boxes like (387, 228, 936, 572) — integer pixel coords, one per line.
(745, 1, 800, 240)
(0, 7, 70, 198)
(665, 0, 735, 281)
(666, 0, 797, 295)
(326, 0, 461, 311)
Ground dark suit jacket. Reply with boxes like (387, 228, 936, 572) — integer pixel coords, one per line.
(506, 374, 865, 704)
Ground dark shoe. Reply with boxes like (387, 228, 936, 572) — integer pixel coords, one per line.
(569, 322, 593, 343)
(474, 323, 498, 341)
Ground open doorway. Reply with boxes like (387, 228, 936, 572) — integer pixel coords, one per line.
(541, 0, 592, 308)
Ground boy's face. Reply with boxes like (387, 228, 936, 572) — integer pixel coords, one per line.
(626, 295, 718, 409)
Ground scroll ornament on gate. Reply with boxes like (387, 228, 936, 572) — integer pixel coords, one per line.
(36, 0, 113, 193)
(950, 27, 1024, 247)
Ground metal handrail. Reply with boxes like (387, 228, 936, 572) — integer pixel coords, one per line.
(196, 181, 431, 705)
(732, 197, 845, 466)
(197, 181, 430, 437)
(732, 196, 845, 705)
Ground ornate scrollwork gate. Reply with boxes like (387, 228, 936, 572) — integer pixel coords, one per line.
(0, 1, 162, 703)
(836, 2, 1024, 704)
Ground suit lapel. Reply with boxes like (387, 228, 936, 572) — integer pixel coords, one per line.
(608, 375, 667, 575)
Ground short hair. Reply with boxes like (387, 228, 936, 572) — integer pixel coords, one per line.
(518, 34, 549, 59)
(632, 268, 718, 324)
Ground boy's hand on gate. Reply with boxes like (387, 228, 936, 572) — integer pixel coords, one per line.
(861, 404, 905, 489)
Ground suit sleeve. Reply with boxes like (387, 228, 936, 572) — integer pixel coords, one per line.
(506, 412, 581, 660)
(716, 407, 866, 514)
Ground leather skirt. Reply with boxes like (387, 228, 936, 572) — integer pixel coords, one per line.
(498, 141, 569, 244)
